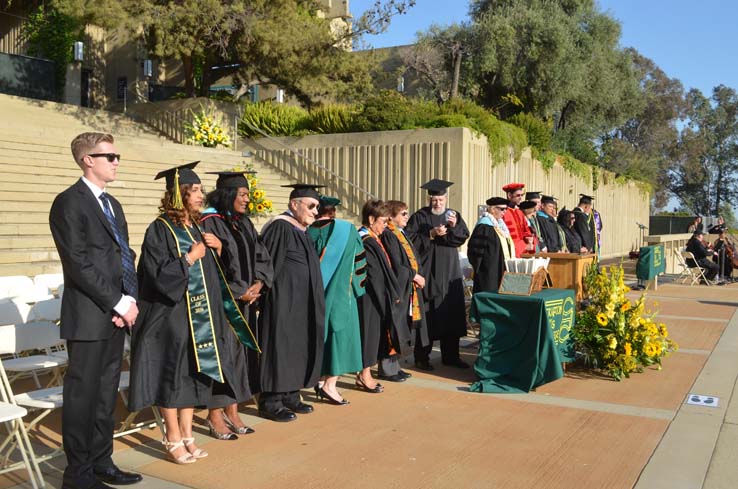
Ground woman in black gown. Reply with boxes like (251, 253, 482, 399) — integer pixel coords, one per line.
(200, 171, 273, 438)
(129, 163, 250, 464)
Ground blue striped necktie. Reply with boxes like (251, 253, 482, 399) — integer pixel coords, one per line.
(99, 193, 138, 297)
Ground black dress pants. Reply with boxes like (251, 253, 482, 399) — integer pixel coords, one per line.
(62, 327, 125, 488)
(414, 333, 461, 364)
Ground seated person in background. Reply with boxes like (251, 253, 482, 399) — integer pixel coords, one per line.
(687, 216, 703, 233)
(708, 216, 726, 234)
(686, 231, 719, 282)
(712, 230, 735, 281)
(519, 201, 541, 253)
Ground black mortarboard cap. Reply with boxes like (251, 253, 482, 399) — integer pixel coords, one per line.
(485, 197, 509, 206)
(578, 193, 594, 204)
(525, 191, 542, 200)
(206, 171, 254, 190)
(421, 179, 453, 196)
(282, 183, 325, 200)
(519, 201, 537, 211)
(154, 161, 201, 209)
(541, 195, 557, 205)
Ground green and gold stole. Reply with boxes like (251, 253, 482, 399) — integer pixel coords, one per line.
(157, 215, 260, 383)
(388, 222, 421, 322)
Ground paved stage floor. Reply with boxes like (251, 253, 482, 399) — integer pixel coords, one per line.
(3, 272, 737, 489)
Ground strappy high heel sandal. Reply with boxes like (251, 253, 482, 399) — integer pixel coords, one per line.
(182, 437, 209, 458)
(222, 412, 255, 435)
(162, 438, 196, 465)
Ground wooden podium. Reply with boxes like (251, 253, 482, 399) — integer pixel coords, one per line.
(522, 252, 596, 301)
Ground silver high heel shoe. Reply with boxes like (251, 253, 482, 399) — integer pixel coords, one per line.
(222, 411, 255, 435)
(205, 419, 238, 440)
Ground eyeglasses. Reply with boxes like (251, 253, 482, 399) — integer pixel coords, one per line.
(88, 153, 121, 162)
(304, 202, 318, 210)
(495, 206, 508, 211)
(400, 211, 409, 216)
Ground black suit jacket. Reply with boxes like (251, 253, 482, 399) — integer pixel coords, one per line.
(49, 178, 133, 341)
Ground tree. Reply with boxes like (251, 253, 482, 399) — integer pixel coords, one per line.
(50, 0, 416, 103)
(670, 86, 738, 216)
(599, 50, 685, 206)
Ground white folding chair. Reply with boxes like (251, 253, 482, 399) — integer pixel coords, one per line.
(1, 322, 67, 388)
(0, 277, 52, 304)
(0, 324, 65, 465)
(115, 371, 165, 438)
(0, 299, 30, 326)
(0, 363, 46, 488)
(32, 275, 64, 297)
(680, 250, 711, 286)
(26, 299, 62, 324)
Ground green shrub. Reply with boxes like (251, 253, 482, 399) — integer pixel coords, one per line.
(352, 90, 415, 132)
(239, 101, 309, 138)
(507, 113, 552, 152)
(307, 104, 359, 134)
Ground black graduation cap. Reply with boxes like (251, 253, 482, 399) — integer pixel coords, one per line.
(154, 161, 201, 209)
(485, 197, 509, 206)
(281, 183, 325, 200)
(421, 179, 453, 196)
(541, 195, 557, 205)
(206, 171, 254, 189)
(525, 191, 542, 201)
(578, 193, 594, 205)
(519, 201, 537, 211)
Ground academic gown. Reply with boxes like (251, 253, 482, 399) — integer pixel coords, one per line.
(572, 207, 595, 252)
(200, 212, 274, 396)
(308, 219, 366, 376)
(128, 219, 247, 411)
(380, 227, 430, 348)
(562, 224, 583, 254)
(358, 232, 407, 368)
(258, 217, 325, 393)
(405, 207, 469, 340)
(503, 206, 532, 257)
(467, 223, 507, 294)
(537, 212, 565, 252)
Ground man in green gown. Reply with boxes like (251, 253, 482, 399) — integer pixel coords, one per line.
(308, 196, 367, 404)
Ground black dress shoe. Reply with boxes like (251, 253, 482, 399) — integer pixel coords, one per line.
(258, 407, 297, 422)
(63, 477, 114, 489)
(284, 401, 314, 414)
(442, 358, 470, 369)
(414, 360, 435, 371)
(398, 370, 412, 379)
(93, 466, 143, 485)
(378, 373, 407, 382)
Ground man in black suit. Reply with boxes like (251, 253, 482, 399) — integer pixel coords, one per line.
(49, 133, 143, 489)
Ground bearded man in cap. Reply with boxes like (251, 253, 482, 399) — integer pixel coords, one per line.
(502, 182, 534, 256)
(405, 179, 470, 369)
(257, 184, 326, 422)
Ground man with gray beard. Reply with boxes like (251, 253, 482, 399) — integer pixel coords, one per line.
(405, 179, 470, 370)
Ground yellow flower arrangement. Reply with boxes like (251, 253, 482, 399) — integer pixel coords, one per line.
(572, 264, 678, 381)
(185, 107, 232, 148)
(228, 164, 273, 217)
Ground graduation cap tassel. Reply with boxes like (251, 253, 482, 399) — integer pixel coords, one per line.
(172, 169, 184, 210)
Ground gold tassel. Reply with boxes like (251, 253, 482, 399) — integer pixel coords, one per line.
(172, 169, 184, 209)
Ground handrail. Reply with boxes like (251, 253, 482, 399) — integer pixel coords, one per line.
(239, 119, 376, 201)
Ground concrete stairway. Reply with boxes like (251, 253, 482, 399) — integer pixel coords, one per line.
(0, 93, 353, 276)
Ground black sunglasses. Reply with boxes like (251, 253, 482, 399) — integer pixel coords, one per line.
(88, 153, 121, 162)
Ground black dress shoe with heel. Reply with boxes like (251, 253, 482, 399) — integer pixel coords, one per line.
(93, 466, 143, 485)
(316, 386, 350, 405)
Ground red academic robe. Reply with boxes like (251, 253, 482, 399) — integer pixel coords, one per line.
(503, 207, 533, 257)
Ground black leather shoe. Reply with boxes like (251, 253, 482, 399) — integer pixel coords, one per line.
(398, 370, 412, 379)
(258, 407, 297, 422)
(414, 360, 435, 371)
(63, 477, 115, 489)
(378, 373, 407, 382)
(284, 401, 314, 414)
(93, 466, 143, 485)
(442, 358, 470, 369)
